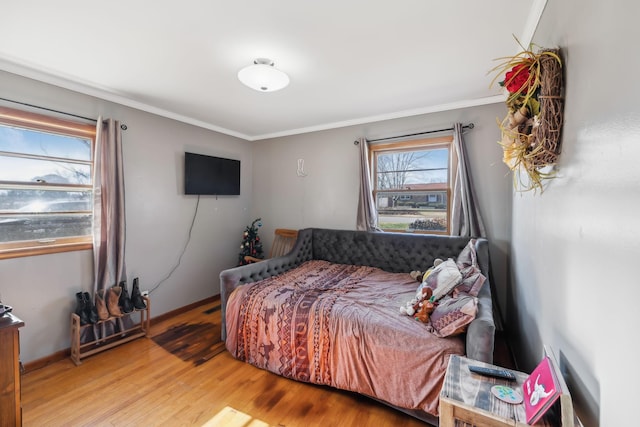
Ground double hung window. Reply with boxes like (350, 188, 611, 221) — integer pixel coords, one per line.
(371, 136, 455, 234)
(0, 107, 95, 259)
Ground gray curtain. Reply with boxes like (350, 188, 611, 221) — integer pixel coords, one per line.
(92, 117, 127, 293)
(356, 137, 380, 231)
(451, 124, 504, 329)
(451, 123, 486, 238)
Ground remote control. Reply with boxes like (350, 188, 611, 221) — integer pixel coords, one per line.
(468, 365, 516, 381)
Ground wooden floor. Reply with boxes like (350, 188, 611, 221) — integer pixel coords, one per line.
(21, 299, 514, 427)
(22, 300, 428, 427)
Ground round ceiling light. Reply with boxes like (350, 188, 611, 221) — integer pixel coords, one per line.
(237, 58, 290, 92)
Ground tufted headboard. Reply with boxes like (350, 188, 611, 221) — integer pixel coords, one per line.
(219, 227, 495, 363)
(310, 228, 474, 273)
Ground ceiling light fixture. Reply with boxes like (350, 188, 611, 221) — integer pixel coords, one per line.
(237, 58, 290, 92)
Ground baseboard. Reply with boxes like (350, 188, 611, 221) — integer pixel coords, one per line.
(151, 295, 219, 325)
(22, 294, 221, 374)
(23, 348, 71, 373)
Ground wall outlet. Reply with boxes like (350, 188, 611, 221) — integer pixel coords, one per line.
(141, 290, 149, 297)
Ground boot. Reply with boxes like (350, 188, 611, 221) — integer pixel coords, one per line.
(107, 286, 123, 317)
(131, 277, 147, 310)
(74, 292, 90, 325)
(118, 281, 134, 313)
(83, 292, 99, 324)
(95, 289, 110, 321)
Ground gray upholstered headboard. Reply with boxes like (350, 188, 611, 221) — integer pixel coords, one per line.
(310, 228, 474, 273)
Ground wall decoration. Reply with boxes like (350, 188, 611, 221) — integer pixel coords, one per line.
(491, 44, 564, 192)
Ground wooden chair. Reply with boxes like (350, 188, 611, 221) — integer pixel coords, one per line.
(244, 228, 298, 263)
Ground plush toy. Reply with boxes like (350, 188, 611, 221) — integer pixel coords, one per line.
(399, 282, 434, 316)
(400, 284, 426, 316)
(415, 284, 431, 310)
(399, 296, 418, 316)
(409, 270, 424, 282)
(400, 258, 444, 317)
(414, 298, 436, 323)
(410, 258, 444, 282)
(431, 258, 444, 268)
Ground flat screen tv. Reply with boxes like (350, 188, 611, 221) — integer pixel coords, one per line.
(184, 152, 240, 195)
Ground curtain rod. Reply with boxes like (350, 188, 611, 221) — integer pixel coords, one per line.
(0, 96, 128, 130)
(354, 123, 474, 145)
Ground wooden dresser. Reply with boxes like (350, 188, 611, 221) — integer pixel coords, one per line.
(0, 313, 24, 427)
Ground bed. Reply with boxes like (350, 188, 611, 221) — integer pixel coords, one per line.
(219, 228, 495, 425)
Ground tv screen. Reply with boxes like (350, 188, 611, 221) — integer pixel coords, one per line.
(184, 152, 240, 195)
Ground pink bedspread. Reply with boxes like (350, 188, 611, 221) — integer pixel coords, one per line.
(225, 260, 464, 416)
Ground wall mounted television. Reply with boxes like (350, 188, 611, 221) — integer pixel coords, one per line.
(184, 152, 240, 195)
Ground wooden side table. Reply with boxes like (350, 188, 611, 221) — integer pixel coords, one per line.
(440, 355, 581, 427)
(0, 313, 25, 427)
(440, 355, 530, 427)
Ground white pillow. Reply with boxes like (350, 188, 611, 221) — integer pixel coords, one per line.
(425, 258, 463, 301)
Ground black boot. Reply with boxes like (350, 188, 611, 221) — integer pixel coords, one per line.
(74, 292, 90, 325)
(118, 281, 135, 313)
(131, 277, 146, 310)
(83, 292, 99, 323)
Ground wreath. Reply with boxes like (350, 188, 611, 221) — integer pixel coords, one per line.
(490, 44, 564, 192)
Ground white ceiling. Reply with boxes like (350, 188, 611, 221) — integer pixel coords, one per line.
(0, 1, 545, 141)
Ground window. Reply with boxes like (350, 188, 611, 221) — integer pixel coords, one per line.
(371, 136, 456, 234)
(0, 107, 95, 259)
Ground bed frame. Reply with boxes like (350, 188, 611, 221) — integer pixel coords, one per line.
(219, 227, 496, 425)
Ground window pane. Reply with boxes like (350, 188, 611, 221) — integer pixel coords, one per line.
(0, 155, 91, 184)
(0, 107, 95, 256)
(376, 148, 448, 190)
(0, 213, 92, 243)
(376, 191, 447, 232)
(0, 189, 91, 212)
(0, 124, 92, 161)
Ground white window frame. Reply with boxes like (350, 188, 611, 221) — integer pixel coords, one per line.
(370, 136, 457, 235)
(0, 106, 95, 259)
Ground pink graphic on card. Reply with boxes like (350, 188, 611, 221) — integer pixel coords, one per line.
(522, 356, 561, 424)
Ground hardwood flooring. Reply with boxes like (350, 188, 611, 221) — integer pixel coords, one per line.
(21, 299, 428, 427)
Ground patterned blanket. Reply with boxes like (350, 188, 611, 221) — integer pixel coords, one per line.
(225, 260, 464, 415)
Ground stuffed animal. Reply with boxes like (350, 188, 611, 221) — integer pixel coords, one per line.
(414, 298, 436, 323)
(399, 283, 434, 316)
(409, 270, 424, 282)
(400, 258, 444, 317)
(415, 285, 433, 311)
(409, 258, 444, 282)
(400, 284, 426, 316)
(399, 295, 418, 316)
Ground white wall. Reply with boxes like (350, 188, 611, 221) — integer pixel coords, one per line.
(252, 104, 513, 321)
(508, 1, 640, 425)
(0, 71, 254, 363)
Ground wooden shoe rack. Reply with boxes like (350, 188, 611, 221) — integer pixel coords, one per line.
(70, 296, 150, 366)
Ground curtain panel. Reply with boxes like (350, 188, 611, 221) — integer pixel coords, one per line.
(356, 137, 380, 231)
(92, 117, 127, 292)
(451, 123, 486, 238)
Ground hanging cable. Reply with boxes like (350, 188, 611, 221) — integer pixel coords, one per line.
(148, 195, 200, 294)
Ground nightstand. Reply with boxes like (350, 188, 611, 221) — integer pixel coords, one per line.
(440, 354, 581, 427)
(440, 354, 530, 427)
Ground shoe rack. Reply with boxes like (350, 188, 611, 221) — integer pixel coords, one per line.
(70, 296, 150, 366)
